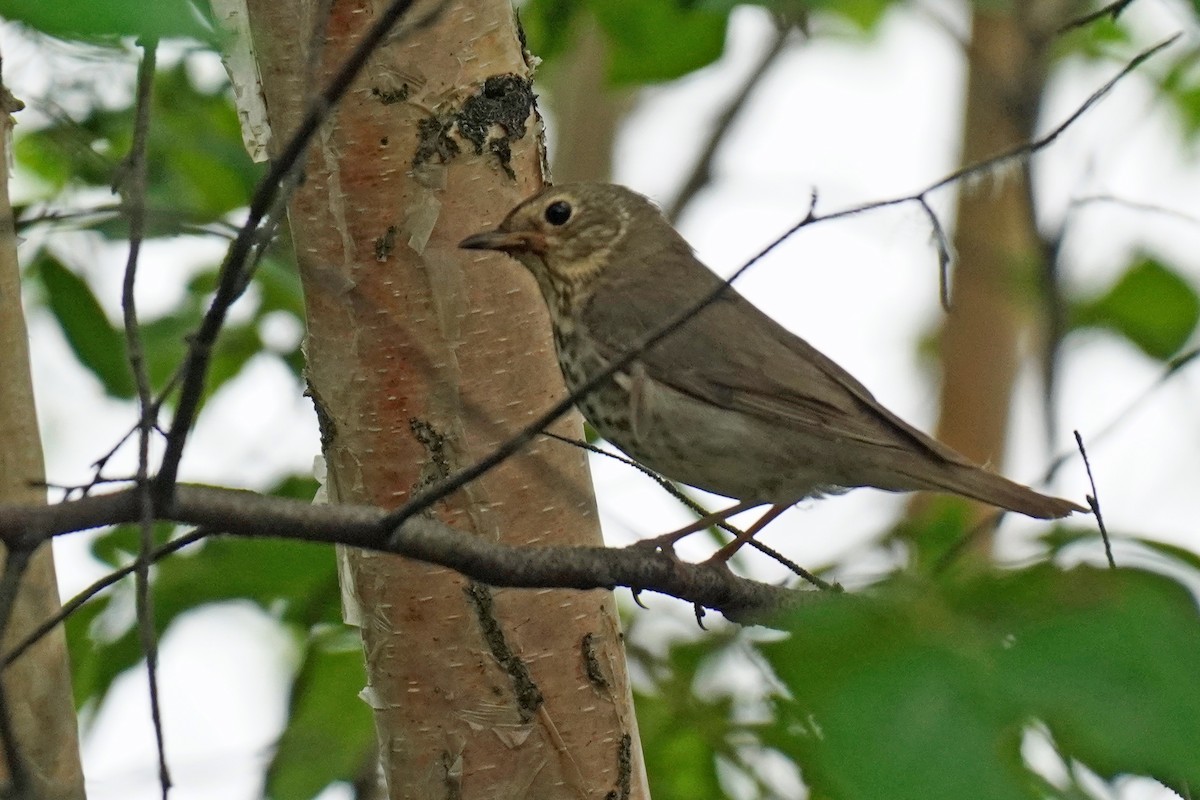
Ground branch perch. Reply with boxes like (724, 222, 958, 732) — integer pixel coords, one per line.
(0, 485, 808, 628)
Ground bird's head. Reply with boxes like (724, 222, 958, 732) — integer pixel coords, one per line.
(460, 183, 659, 312)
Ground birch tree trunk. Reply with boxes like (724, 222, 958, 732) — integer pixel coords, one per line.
(244, 1, 648, 797)
(0, 72, 86, 800)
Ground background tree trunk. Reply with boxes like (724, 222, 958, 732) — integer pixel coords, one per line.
(913, 0, 1074, 551)
(0, 74, 85, 800)
(547, 15, 632, 185)
(245, 1, 648, 797)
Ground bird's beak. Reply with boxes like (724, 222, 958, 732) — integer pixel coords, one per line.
(459, 228, 546, 255)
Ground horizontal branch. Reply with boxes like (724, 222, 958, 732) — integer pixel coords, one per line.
(0, 485, 809, 622)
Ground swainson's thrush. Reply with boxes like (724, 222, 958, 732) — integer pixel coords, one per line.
(461, 183, 1083, 556)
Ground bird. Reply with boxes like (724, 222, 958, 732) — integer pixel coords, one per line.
(459, 182, 1084, 561)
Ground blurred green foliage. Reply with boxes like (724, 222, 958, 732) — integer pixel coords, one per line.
(0, 0, 215, 43)
(631, 552, 1200, 800)
(521, 0, 894, 85)
(65, 476, 378, 795)
(16, 61, 300, 404)
(761, 562, 1200, 800)
(17, 63, 260, 230)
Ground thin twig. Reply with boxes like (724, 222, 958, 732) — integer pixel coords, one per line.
(1033, 185, 1200, 462)
(2, 529, 208, 670)
(1058, 0, 1138, 35)
(920, 36, 1177, 197)
(118, 38, 170, 797)
(153, 0, 418, 501)
(916, 195, 953, 311)
(1044, 347, 1200, 481)
(380, 36, 1177, 539)
(541, 431, 745, 534)
(1068, 193, 1200, 228)
(666, 23, 793, 224)
(541, 432, 835, 590)
(1038, 214, 1065, 459)
(1074, 431, 1113, 569)
(16, 203, 239, 238)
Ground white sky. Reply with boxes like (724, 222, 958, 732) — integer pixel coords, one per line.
(5, 1, 1200, 797)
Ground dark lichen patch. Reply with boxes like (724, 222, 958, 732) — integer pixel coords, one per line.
(374, 225, 397, 262)
(371, 84, 409, 104)
(305, 383, 336, 453)
(409, 75, 533, 176)
(412, 114, 460, 169)
(409, 417, 451, 481)
(456, 74, 534, 177)
(581, 632, 609, 690)
(489, 138, 515, 180)
(604, 734, 633, 800)
(464, 583, 544, 722)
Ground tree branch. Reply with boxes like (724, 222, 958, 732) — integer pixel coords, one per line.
(0, 485, 808, 629)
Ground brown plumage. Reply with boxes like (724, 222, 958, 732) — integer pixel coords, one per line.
(461, 182, 1083, 551)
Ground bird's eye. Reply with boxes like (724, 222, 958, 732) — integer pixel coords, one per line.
(544, 200, 572, 226)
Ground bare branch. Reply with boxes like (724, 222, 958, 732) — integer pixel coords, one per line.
(116, 37, 170, 797)
(1074, 431, 1114, 569)
(1044, 347, 1200, 481)
(2, 530, 207, 671)
(666, 23, 793, 224)
(0, 485, 809, 626)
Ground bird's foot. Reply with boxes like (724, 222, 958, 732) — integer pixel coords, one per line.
(629, 533, 685, 560)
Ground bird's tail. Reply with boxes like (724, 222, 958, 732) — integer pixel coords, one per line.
(916, 463, 1085, 520)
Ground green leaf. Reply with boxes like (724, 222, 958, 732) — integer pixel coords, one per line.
(1073, 257, 1200, 360)
(208, 322, 266, 394)
(34, 253, 135, 398)
(636, 635, 740, 799)
(63, 596, 114, 709)
(784, 0, 891, 31)
(255, 252, 306, 319)
(760, 566, 1200, 800)
(70, 535, 341, 705)
(591, 0, 729, 84)
(139, 311, 196, 393)
(1157, 48, 1200, 141)
(973, 567, 1200, 792)
(0, 0, 214, 44)
(90, 521, 178, 567)
(265, 628, 374, 800)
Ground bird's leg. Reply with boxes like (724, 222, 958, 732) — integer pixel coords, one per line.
(634, 498, 764, 554)
(705, 504, 790, 565)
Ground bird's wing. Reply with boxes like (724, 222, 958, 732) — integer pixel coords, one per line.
(581, 261, 971, 466)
